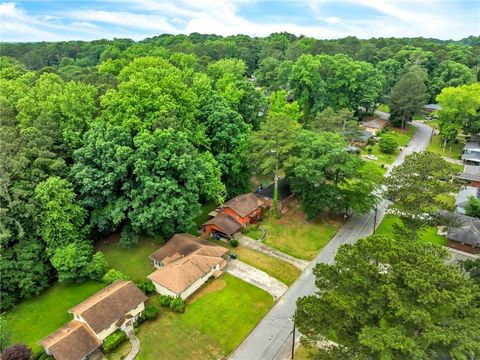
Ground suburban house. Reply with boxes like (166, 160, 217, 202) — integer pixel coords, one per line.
(202, 193, 264, 238)
(148, 233, 228, 299)
(202, 214, 243, 238)
(458, 165, 480, 187)
(256, 178, 294, 212)
(456, 186, 479, 214)
(220, 193, 264, 225)
(40, 281, 147, 360)
(360, 117, 390, 135)
(462, 141, 480, 165)
(424, 103, 442, 112)
(441, 211, 480, 255)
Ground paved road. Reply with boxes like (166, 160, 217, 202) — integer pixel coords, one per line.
(229, 121, 432, 360)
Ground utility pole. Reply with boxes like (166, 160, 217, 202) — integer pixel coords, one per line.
(291, 318, 296, 359)
(373, 206, 378, 234)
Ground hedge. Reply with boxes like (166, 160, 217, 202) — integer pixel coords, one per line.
(102, 330, 127, 353)
(145, 305, 159, 320)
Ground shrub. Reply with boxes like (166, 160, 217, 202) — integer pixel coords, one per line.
(2, 344, 32, 360)
(133, 321, 139, 328)
(230, 239, 239, 247)
(102, 330, 127, 353)
(379, 134, 398, 154)
(137, 315, 146, 325)
(170, 297, 185, 313)
(36, 353, 54, 360)
(159, 295, 173, 307)
(250, 224, 258, 231)
(135, 279, 155, 294)
(145, 305, 159, 320)
(86, 252, 107, 281)
(101, 269, 129, 284)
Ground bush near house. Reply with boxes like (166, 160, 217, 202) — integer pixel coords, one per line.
(230, 239, 239, 247)
(101, 269, 129, 284)
(379, 134, 398, 154)
(145, 306, 159, 320)
(135, 279, 155, 294)
(102, 330, 127, 353)
(158, 296, 186, 313)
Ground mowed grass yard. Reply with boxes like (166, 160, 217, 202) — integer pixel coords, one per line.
(362, 125, 418, 167)
(209, 238, 301, 285)
(427, 134, 464, 160)
(4, 281, 105, 353)
(98, 234, 159, 280)
(262, 205, 340, 260)
(375, 215, 447, 246)
(108, 274, 274, 360)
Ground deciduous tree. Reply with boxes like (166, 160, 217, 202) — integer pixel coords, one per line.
(296, 234, 480, 360)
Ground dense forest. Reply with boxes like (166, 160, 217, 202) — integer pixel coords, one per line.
(1, 33, 479, 310)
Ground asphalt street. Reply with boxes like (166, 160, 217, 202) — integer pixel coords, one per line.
(229, 121, 433, 360)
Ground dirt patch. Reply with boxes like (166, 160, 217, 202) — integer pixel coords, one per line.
(95, 232, 120, 250)
(188, 278, 227, 304)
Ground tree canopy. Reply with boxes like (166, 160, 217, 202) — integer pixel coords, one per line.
(296, 234, 480, 360)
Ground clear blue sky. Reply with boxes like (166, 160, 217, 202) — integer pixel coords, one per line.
(0, 0, 479, 42)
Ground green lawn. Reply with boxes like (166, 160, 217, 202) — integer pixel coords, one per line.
(427, 134, 464, 160)
(377, 104, 390, 113)
(294, 344, 315, 360)
(108, 274, 274, 360)
(209, 239, 301, 286)
(188, 202, 219, 235)
(98, 237, 159, 281)
(209, 239, 301, 285)
(262, 206, 340, 260)
(4, 281, 105, 354)
(243, 226, 263, 240)
(375, 215, 447, 246)
(362, 125, 418, 167)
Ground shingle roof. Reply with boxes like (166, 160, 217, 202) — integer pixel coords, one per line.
(150, 233, 226, 264)
(424, 104, 442, 111)
(222, 193, 263, 217)
(461, 153, 480, 162)
(257, 179, 293, 201)
(203, 214, 243, 236)
(456, 186, 478, 211)
(39, 320, 101, 360)
(68, 281, 147, 334)
(440, 211, 480, 247)
(463, 142, 480, 151)
(148, 253, 227, 294)
(361, 118, 390, 129)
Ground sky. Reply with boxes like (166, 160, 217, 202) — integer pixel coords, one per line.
(0, 0, 479, 43)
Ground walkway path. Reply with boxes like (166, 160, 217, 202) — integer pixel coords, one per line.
(124, 329, 140, 360)
(235, 234, 310, 270)
(229, 121, 432, 360)
(225, 260, 288, 299)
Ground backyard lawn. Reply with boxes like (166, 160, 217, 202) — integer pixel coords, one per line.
(427, 134, 464, 160)
(209, 239, 301, 285)
(108, 274, 274, 360)
(188, 202, 219, 235)
(262, 205, 340, 260)
(98, 235, 159, 280)
(375, 215, 447, 246)
(377, 103, 390, 113)
(4, 280, 105, 354)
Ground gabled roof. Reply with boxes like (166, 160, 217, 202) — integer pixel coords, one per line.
(148, 253, 226, 294)
(456, 186, 478, 212)
(360, 117, 390, 129)
(440, 211, 480, 247)
(150, 233, 226, 264)
(203, 214, 243, 236)
(68, 281, 147, 334)
(39, 320, 101, 360)
(257, 178, 293, 202)
(461, 153, 480, 162)
(223, 193, 263, 217)
(463, 142, 480, 151)
(459, 165, 480, 182)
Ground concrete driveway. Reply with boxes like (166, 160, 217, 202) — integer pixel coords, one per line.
(225, 260, 288, 299)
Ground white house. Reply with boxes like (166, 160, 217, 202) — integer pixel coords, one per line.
(40, 281, 147, 360)
(148, 233, 228, 299)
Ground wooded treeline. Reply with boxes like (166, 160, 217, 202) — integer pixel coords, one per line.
(1, 33, 479, 310)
